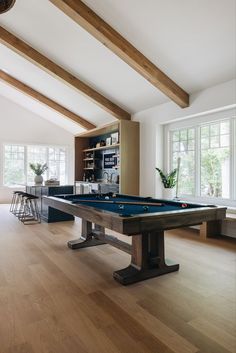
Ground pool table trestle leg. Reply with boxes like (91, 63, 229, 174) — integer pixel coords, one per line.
(113, 231, 179, 285)
(67, 219, 106, 249)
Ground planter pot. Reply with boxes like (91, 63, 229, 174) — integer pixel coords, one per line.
(163, 188, 175, 200)
(34, 175, 43, 185)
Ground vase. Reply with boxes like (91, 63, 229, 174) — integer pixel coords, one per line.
(34, 175, 43, 185)
(163, 188, 174, 200)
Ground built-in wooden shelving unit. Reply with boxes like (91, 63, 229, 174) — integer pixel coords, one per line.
(75, 120, 139, 195)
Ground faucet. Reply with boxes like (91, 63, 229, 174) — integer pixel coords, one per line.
(103, 171, 109, 183)
(110, 173, 115, 183)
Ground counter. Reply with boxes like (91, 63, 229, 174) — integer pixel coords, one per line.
(75, 181, 119, 194)
(26, 184, 74, 223)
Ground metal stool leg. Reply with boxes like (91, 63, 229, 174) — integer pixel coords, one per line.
(14, 193, 25, 217)
(10, 192, 17, 212)
(22, 196, 41, 224)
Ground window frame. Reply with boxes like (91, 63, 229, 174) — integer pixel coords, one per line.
(165, 108, 236, 207)
(2, 142, 69, 187)
(169, 126, 196, 196)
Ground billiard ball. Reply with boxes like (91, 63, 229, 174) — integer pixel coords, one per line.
(105, 196, 110, 200)
(118, 204, 124, 209)
(181, 203, 188, 208)
(143, 206, 149, 211)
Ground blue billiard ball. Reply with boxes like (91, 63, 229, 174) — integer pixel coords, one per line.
(143, 206, 149, 211)
(118, 204, 124, 209)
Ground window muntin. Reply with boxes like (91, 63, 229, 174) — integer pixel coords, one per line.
(48, 147, 66, 184)
(171, 128, 195, 195)
(27, 146, 47, 183)
(200, 121, 230, 198)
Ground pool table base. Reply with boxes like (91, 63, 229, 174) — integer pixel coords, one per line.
(68, 221, 107, 249)
(113, 231, 179, 285)
(68, 220, 179, 285)
(113, 262, 179, 285)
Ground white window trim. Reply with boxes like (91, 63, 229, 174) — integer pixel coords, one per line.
(2, 142, 69, 186)
(164, 108, 236, 207)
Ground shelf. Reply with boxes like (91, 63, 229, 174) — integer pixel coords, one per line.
(83, 167, 96, 170)
(76, 121, 119, 138)
(83, 144, 120, 152)
(83, 158, 95, 161)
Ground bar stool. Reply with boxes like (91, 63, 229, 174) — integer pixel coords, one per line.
(11, 191, 27, 216)
(10, 190, 22, 212)
(19, 194, 41, 224)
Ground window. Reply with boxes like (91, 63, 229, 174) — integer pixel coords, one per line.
(3, 144, 67, 186)
(168, 114, 236, 205)
(4, 145, 25, 186)
(48, 147, 66, 184)
(200, 121, 230, 198)
(172, 128, 195, 195)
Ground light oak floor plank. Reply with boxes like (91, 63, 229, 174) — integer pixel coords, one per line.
(0, 204, 235, 353)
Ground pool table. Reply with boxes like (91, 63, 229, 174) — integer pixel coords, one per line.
(44, 193, 226, 285)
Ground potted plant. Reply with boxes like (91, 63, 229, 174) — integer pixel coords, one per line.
(156, 167, 177, 199)
(29, 163, 48, 185)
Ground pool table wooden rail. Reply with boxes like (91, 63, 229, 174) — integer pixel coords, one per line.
(43, 196, 226, 235)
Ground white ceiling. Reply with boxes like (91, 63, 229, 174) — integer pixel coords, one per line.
(0, 80, 86, 134)
(0, 0, 235, 134)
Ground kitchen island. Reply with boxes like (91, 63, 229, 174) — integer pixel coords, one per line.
(26, 184, 74, 222)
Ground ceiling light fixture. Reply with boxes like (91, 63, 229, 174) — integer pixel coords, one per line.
(0, 0, 16, 14)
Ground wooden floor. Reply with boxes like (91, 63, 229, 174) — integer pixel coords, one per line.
(0, 204, 235, 353)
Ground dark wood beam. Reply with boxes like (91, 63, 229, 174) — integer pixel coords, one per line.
(0, 26, 131, 120)
(0, 70, 96, 130)
(49, 0, 189, 108)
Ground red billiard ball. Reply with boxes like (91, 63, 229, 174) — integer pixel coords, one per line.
(181, 203, 188, 208)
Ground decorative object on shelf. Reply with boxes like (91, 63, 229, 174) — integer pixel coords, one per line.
(111, 132, 119, 145)
(85, 152, 93, 158)
(29, 163, 48, 185)
(100, 140, 106, 147)
(44, 179, 60, 186)
(106, 137, 112, 146)
(0, 0, 16, 14)
(156, 167, 177, 199)
(104, 152, 117, 169)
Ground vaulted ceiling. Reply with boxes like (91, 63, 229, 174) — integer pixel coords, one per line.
(0, 0, 235, 134)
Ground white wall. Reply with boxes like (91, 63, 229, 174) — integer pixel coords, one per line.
(134, 79, 236, 125)
(135, 120, 163, 197)
(133, 79, 236, 197)
(0, 95, 75, 203)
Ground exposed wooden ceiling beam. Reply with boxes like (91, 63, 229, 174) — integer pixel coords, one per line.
(0, 70, 96, 130)
(0, 26, 131, 120)
(49, 0, 189, 108)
